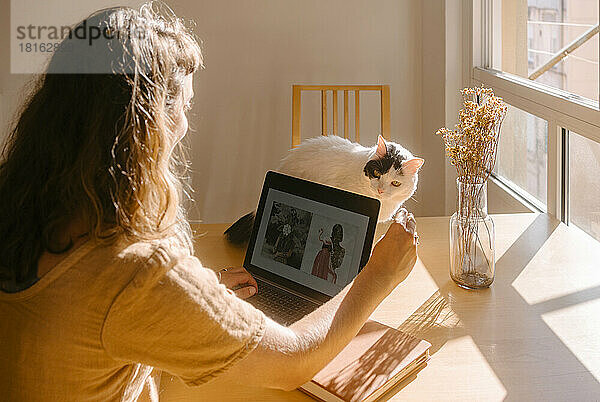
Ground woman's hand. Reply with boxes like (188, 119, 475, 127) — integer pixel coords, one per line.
(218, 266, 258, 299)
(362, 208, 418, 291)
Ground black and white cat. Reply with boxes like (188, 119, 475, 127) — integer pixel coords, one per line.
(278, 134, 423, 222)
(224, 135, 424, 244)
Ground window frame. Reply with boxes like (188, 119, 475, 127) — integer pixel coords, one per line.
(466, 0, 600, 222)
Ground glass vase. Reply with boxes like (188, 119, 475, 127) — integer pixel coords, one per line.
(449, 177, 495, 289)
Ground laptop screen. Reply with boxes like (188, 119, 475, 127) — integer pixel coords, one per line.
(248, 177, 375, 298)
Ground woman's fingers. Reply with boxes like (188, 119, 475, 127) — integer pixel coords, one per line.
(218, 267, 258, 293)
(405, 215, 417, 236)
(365, 211, 419, 290)
(234, 285, 257, 299)
(393, 208, 415, 232)
(221, 266, 246, 274)
(394, 208, 408, 224)
(226, 272, 258, 289)
(391, 209, 418, 242)
(386, 220, 413, 241)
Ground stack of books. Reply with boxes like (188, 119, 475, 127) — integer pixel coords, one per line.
(300, 320, 431, 402)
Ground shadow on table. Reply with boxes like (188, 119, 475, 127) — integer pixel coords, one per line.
(318, 321, 425, 401)
(396, 289, 461, 355)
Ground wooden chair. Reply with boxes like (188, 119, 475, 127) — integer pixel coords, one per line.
(291, 85, 390, 148)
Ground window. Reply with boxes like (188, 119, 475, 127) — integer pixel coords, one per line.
(471, 0, 600, 230)
(493, 105, 548, 209)
(469, 4, 600, 393)
(569, 131, 600, 241)
(491, 0, 599, 103)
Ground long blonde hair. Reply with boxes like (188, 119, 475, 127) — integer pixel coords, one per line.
(0, 2, 203, 291)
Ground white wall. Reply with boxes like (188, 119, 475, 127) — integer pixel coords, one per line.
(420, 0, 447, 217)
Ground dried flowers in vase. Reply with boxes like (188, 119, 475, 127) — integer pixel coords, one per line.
(436, 86, 508, 289)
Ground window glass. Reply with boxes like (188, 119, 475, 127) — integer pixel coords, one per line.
(494, 105, 548, 207)
(492, 0, 599, 103)
(569, 131, 600, 241)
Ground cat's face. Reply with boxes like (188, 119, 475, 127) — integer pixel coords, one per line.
(363, 135, 424, 201)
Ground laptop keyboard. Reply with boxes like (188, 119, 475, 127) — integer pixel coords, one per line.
(248, 278, 320, 326)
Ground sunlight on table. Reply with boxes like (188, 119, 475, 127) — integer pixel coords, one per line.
(512, 223, 600, 305)
(542, 298, 600, 383)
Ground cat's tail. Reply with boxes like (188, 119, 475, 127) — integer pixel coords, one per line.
(224, 212, 255, 246)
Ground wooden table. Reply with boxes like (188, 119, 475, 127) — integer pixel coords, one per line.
(160, 214, 600, 401)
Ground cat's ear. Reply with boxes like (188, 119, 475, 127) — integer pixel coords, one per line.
(402, 158, 425, 175)
(375, 135, 387, 159)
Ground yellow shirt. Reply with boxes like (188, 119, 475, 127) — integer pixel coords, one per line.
(0, 234, 266, 401)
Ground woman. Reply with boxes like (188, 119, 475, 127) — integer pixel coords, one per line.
(311, 225, 344, 283)
(0, 3, 419, 401)
(329, 224, 346, 283)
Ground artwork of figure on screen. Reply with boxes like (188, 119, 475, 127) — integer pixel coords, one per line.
(262, 202, 312, 269)
(311, 224, 345, 284)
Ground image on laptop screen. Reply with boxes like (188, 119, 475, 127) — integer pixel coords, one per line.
(251, 188, 370, 297)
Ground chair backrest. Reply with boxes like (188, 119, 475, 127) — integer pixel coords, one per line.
(291, 85, 390, 148)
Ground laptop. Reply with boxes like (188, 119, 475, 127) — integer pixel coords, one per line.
(244, 171, 380, 325)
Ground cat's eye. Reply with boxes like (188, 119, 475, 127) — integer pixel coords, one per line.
(391, 181, 402, 187)
(373, 170, 381, 178)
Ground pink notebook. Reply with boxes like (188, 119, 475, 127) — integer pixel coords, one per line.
(300, 320, 431, 402)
